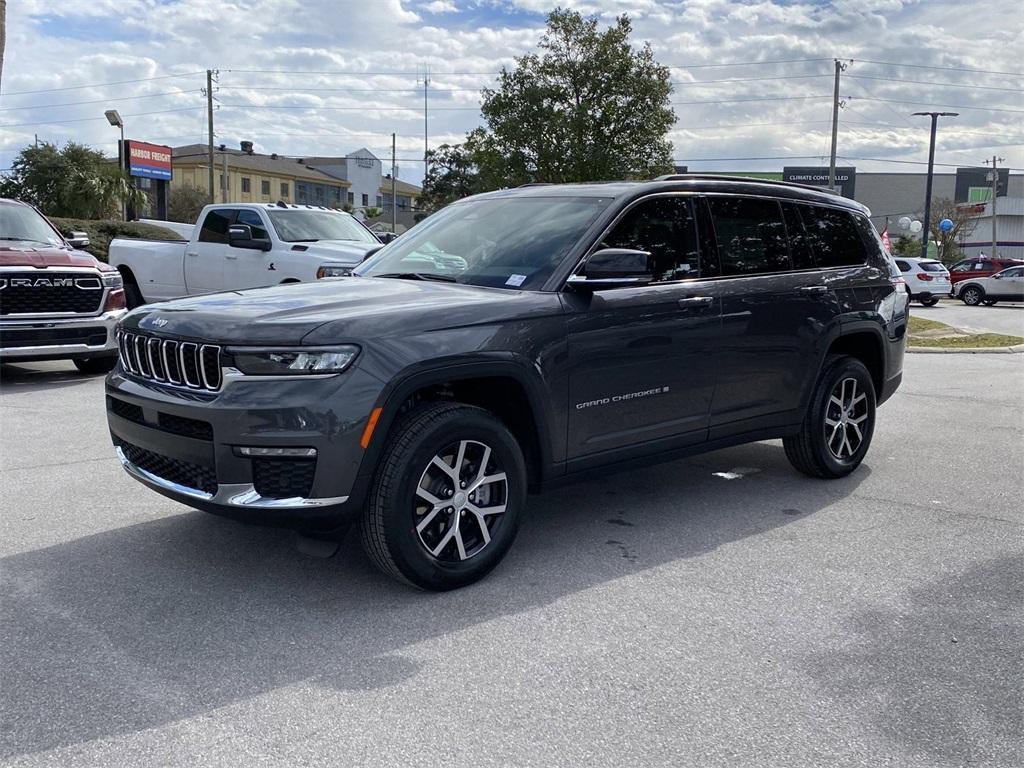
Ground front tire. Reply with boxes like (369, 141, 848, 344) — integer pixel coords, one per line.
(919, 297, 940, 307)
(961, 285, 984, 306)
(784, 355, 876, 479)
(360, 402, 527, 590)
(122, 272, 145, 309)
(74, 356, 117, 374)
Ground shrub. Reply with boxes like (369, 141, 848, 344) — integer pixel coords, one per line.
(49, 217, 182, 262)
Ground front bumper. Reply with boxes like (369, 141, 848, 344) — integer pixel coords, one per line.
(0, 309, 126, 361)
(105, 363, 384, 532)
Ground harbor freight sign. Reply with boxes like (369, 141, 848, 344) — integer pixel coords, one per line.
(782, 166, 856, 198)
(126, 140, 173, 180)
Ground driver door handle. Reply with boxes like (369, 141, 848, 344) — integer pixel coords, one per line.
(186, 251, 199, 258)
(799, 285, 828, 293)
(678, 296, 714, 307)
(225, 254, 238, 260)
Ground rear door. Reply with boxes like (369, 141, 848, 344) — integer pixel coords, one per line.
(186, 208, 238, 295)
(563, 195, 723, 461)
(703, 195, 842, 437)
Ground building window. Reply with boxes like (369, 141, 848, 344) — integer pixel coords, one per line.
(376, 195, 383, 208)
(281, 182, 289, 197)
(261, 180, 271, 196)
(361, 194, 368, 207)
(241, 177, 251, 193)
(348, 192, 354, 205)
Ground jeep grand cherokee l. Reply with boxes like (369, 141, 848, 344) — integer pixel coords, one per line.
(106, 175, 908, 590)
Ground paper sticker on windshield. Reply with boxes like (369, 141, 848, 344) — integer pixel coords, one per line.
(506, 274, 527, 287)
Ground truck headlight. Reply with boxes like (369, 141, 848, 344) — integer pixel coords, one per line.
(226, 345, 359, 375)
(102, 272, 124, 289)
(316, 265, 353, 279)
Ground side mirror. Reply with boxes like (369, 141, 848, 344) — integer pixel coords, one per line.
(566, 248, 654, 290)
(361, 245, 384, 262)
(378, 232, 398, 244)
(228, 224, 272, 251)
(993, 273, 1003, 279)
(65, 231, 90, 249)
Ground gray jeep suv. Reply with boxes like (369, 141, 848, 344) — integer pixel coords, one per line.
(106, 175, 908, 590)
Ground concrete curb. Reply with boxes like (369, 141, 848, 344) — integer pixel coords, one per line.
(907, 344, 1024, 354)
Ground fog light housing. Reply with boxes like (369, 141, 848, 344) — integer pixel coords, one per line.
(233, 446, 317, 458)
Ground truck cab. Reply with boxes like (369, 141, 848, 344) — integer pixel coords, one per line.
(110, 203, 382, 306)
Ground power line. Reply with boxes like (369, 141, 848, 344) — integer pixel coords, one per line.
(0, 106, 205, 129)
(846, 95, 1024, 114)
(0, 71, 206, 97)
(0, 89, 201, 112)
(845, 74, 1024, 93)
(851, 59, 1024, 77)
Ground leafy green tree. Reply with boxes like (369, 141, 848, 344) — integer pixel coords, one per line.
(0, 141, 144, 219)
(420, 9, 676, 209)
(168, 183, 209, 224)
(925, 198, 978, 265)
(363, 206, 383, 219)
(479, 9, 675, 184)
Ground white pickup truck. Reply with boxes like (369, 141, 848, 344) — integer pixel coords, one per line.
(109, 203, 383, 307)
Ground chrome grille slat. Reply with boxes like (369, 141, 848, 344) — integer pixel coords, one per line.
(117, 331, 220, 392)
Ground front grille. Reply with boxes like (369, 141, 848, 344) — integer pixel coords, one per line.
(107, 396, 214, 441)
(253, 458, 316, 499)
(117, 330, 222, 392)
(119, 440, 218, 495)
(0, 272, 104, 315)
(0, 325, 107, 349)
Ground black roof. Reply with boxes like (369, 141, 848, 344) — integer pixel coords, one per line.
(468, 174, 870, 215)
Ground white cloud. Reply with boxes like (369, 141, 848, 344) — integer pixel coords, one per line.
(1, 0, 1021, 182)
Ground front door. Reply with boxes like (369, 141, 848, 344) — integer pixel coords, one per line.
(563, 195, 723, 463)
(991, 266, 1024, 299)
(224, 209, 275, 290)
(185, 208, 237, 295)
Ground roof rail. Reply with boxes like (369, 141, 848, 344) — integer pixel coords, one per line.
(517, 182, 553, 187)
(651, 173, 836, 194)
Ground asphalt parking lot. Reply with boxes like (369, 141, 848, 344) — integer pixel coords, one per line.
(915, 299, 1024, 338)
(1, 354, 1022, 768)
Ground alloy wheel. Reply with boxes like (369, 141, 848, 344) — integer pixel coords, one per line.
(963, 287, 982, 305)
(413, 439, 508, 562)
(824, 377, 869, 460)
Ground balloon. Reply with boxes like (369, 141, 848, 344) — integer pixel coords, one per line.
(909, 220, 922, 233)
(939, 218, 954, 232)
(898, 216, 912, 231)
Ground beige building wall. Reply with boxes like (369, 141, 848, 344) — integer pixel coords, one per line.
(171, 163, 348, 205)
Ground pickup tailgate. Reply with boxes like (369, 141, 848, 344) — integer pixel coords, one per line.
(109, 238, 188, 303)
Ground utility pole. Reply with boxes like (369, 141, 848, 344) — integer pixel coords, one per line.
(828, 59, 847, 192)
(391, 132, 397, 235)
(205, 69, 216, 202)
(984, 155, 1004, 258)
(421, 65, 430, 181)
(913, 111, 958, 260)
(221, 152, 228, 203)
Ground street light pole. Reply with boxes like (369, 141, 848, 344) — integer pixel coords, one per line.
(104, 109, 126, 221)
(913, 111, 958, 260)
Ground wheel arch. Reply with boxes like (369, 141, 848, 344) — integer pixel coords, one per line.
(826, 328, 885, 400)
(362, 358, 559, 493)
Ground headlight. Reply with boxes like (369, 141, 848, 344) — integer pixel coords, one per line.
(226, 345, 359, 375)
(102, 271, 123, 289)
(316, 264, 353, 279)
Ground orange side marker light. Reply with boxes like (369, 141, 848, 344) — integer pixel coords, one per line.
(360, 407, 383, 449)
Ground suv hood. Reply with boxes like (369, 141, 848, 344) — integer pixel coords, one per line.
(125, 277, 559, 345)
(0, 243, 108, 270)
(287, 239, 379, 264)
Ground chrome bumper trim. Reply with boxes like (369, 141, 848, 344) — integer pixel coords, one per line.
(0, 309, 126, 358)
(115, 447, 349, 509)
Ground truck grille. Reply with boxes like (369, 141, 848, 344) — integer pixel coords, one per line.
(0, 325, 108, 349)
(117, 331, 222, 392)
(0, 272, 104, 315)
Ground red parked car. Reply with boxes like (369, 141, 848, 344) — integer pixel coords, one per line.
(948, 257, 1024, 290)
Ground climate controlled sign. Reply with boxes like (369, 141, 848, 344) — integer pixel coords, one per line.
(126, 140, 172, 180)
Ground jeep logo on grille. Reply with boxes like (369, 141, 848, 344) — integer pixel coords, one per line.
(0, 277, 101, 289)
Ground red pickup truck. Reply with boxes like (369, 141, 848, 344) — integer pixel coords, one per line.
(0, 199, 127, 373)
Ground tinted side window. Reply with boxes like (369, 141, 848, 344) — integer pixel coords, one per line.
(706, 196, 791, 276)
(781, 202, 815, 270)
(895, 260, 911, 272)
(198, 209, 234, 244)
(602, 197, 705, 281)
(951, 261, 971, 272)
(801, 205, 867, 268)
(236, 209, 269, 240)
(1001, 267, 1023, 277)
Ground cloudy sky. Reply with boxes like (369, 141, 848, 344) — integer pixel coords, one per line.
(1, 0, 1022, 186)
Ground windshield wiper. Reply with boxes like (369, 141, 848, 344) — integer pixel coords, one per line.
(374, 272, 458, 283)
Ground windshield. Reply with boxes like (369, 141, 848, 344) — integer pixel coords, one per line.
(0, 202, 64, 246)
(267, 210, 378, 244)
(355, 196, 610, 290)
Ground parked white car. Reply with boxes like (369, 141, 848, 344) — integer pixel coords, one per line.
(953, 265, 1024, 306)
(892, 257, 951, 306)
(109, 203, 382, 307)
